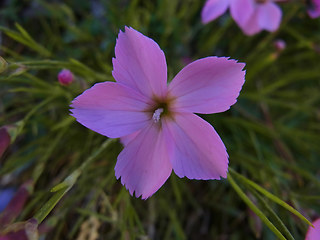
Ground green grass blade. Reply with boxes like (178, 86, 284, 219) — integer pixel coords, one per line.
(229, 168, 313, 227)
(228, 173, 287, 240)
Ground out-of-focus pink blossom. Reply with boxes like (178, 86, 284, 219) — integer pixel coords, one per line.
(58, 69, 74, 86)
(70, 27, 246, 199)
(0, 127, 10, 158)
(308, 0, 320, 18)
(202, 0, 282, 36)
(0, 189, 15, 212)
(0, 180, 33, 226)
(306, 218, 320, 240)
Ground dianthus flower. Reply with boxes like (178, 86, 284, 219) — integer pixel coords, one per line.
(71, 27, 246, 199)
(202, 0, 283, 36)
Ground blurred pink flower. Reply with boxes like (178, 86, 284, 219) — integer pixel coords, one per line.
(71, 27, 246, 199)
(0, 127, 10, 158)
(0, 180, 33, 226)
(58, 69, 74, 86)
(308, 0, 320, 18)
(306, 218, 320, 240)
(202, 0, 282, 36)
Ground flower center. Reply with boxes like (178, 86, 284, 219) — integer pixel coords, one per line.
(152, 108, 164, 123)
(149, 97, 174, 124)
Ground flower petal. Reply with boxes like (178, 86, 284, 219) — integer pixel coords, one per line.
(120, 131, 140, 146)
(257, 2, 282, 32)
(230, 0, 254, 28)
(168, 57, 245, 114)
(70, 82, 152, 138)
(306, 218, 320, 240)
(237, 9, 261, 36)
(163, 113, 228, 180)
(115, 123, 172, 199)
(112, 26, 168, 99)
(201, 0, 230, 24)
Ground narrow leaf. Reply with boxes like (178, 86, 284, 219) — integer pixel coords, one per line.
(228, 173, 287, 240)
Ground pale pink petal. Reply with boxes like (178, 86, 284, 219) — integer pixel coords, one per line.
(230, 0, 255, 28)
(257, 2, 282, 32)
(306, 218, 320, 240)
(168, 57, 245, 114)
(112, 26, 168, 99)
(201, 0, 230, 24)
(163, 113, 228, 180)
(238, 9, 262, 36)
(70, 82, 152, 138)
(120, 131, 140, 146)
(115, 122, 172, 199)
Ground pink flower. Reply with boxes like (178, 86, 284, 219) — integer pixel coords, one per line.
(58, 69, 74, 86)
(0, 127, 10, 159)
(0, 180, 33, 226)
(308, 0, 320, 18)
(70, 27, 245, 199)
(306, 218, 320, 240)
(202, 0, 282, 36)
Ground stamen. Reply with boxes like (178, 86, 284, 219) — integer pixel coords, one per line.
(152, 108, 164, 123)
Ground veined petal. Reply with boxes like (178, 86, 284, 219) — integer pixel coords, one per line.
(115, 122, 172, 199)
(257, 2, 282, 32)
(230, 0, 255, 28)
(112, 26, 168, 99)
(163, 113, 228, 180)
(70, 82, 152, 138)
(201, 0, 230, 24)
(168, 57, 245, 114)
(120, 131, 140, 146)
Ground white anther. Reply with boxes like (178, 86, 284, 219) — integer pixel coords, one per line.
(152, 108, 164, 123)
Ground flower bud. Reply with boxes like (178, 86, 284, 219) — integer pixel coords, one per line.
(58, 69, 74, 86)
(273, 39, 286, 52)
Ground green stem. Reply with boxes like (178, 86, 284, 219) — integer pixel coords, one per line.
(33, 138, 117, 224)
(229, 168, 312, 227)
(228, 173, 287, 240)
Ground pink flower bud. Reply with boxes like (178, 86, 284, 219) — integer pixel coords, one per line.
(273, 39, 286, 52)
(0, 127, 10, 158)
(58, 69, 74, 86)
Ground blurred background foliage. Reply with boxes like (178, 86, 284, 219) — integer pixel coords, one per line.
(0, 0, 319, 239)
